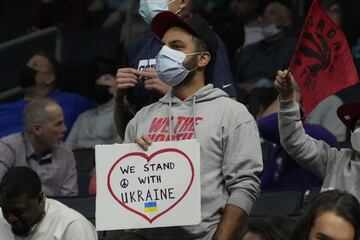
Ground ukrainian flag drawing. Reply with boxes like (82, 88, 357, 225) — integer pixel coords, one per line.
(144, 201, 158, 213)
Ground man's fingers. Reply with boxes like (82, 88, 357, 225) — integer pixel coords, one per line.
(142, 135, 152, 145)
(117, 68, 139, 75)
(116, 77, 138, 85)
(135, 135, 152, 151)
(116, 72, 139, 81)
(117, 83, 136, 89)
(137, 69, 157, 78)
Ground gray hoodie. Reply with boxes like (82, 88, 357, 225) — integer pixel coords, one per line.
(279, 99, 360, 200)
(124, 84, 262, 239)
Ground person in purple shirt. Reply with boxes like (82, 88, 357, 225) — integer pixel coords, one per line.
(0, 52, 94, 138)
(0, 98, 78, 196)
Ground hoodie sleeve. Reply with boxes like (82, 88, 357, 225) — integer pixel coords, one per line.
(223, 118, 263, 215)
(278, 99, 340, 178)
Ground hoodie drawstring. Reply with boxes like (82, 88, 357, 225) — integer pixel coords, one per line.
(168, 92, 173, 140)
(192, 96, 197, 139)
(167, 93, 197, 141)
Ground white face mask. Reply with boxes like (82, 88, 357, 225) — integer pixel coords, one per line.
(139, 0, 176, 24)
(156, 45, 200, 87)
(261, 24, 282, 39)
(351, 128, 360, 152)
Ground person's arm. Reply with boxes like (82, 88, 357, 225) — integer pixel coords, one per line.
(114, 67, 150, 139)
(62, 220, 98, 240)
(114, 90, 134, 140)
(213, 205, 247, 240)
(275, 70, 340, 178)
(0, 140, 15, 179)
(59, 147, 78, 196)
(214, 117, 263, 239)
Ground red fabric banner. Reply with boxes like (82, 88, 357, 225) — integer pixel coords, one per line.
(289, 0, 359, 117)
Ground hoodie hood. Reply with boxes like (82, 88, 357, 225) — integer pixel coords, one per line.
(159, 84, 228, 105)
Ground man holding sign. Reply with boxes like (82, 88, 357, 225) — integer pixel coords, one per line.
(118, 11, 263, 240)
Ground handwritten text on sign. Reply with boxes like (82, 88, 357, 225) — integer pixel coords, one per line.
(95, 140, 201, 231)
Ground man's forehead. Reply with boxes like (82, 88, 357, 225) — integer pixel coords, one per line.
(162, 26, 195, 42)
(0, 194, 32, 208)
(28, 55, 48, 65)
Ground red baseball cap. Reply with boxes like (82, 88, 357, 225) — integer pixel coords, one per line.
(337, 102, 360, 131)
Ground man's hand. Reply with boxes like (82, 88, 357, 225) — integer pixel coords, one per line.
(212, 204, 247, 240)
(141, 68, 170, 94)
(274, 69, 296, 100)
(116, 68, 141, 90)
(135, 135, 152, 151)
(116, 68, 170, 94)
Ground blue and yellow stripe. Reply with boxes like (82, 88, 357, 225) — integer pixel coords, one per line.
(144, 201, 157, 213)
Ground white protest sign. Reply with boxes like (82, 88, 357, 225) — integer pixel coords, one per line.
(95, 139, 201, 231)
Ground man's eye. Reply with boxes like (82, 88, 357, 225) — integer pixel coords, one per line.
(171, 44, 182, 49)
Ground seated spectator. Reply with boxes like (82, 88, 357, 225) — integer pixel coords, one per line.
(275, 69, 360, 200)
(66, 73, 119, 149)
(241, 216, 296, 240)
(290, 190, 360, 240)
(0, 52, 94, 138)
(235, 1, 296, 105)
(0, 98, 78, 196)
(0, 167, 97, 239)
(230, 0, 263, 47)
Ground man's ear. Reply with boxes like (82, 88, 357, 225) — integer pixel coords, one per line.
(31, 124, 42, 136)
(198, 52, 210, 68)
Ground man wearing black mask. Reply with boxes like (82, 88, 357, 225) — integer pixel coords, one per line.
(0, 52, 94, 138)
(66, 73, 120, 149)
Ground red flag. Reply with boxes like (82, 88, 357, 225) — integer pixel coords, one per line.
(289, 0, 359, 118)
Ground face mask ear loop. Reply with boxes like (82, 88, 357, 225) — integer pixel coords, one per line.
(183, 52, 202, 72)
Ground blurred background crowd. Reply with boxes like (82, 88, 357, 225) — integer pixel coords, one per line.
(1, 0, 360, 239)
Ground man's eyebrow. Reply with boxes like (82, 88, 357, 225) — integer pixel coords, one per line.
(169, 40, 185, 45)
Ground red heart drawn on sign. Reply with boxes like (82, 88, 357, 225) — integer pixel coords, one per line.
(107, 148, 194, 223)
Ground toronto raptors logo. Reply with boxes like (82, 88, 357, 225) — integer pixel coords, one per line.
(299, 31, 331, 76)
(291, 15, 341, 90)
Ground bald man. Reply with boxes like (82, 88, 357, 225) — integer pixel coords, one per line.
(0, 98, 78, 196)
(234, 1, 296, 115)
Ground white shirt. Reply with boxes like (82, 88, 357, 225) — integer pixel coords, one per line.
(0, 198, 98, 240)
(306, 95, 346, 142)
(66, 100, 118, 148)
